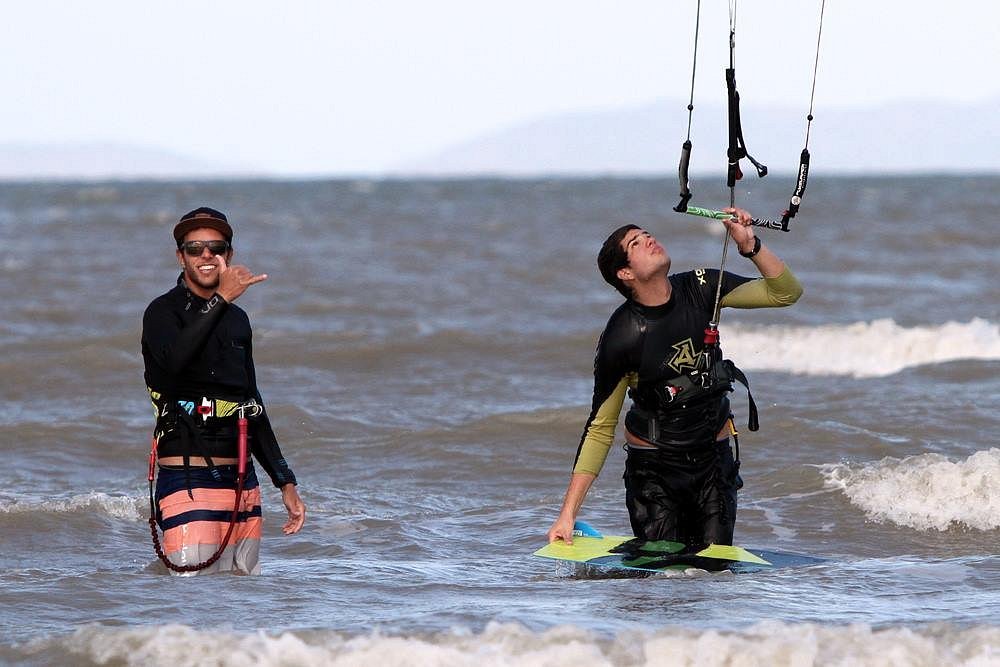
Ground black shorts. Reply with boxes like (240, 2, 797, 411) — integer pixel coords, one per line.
(623, 438, 743, 546)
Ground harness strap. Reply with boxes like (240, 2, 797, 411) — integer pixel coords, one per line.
(722, 360, 759, 432)
(727, 415, 741, 466)
(170, 409, 208, 498)
(190, 396, 248, 419)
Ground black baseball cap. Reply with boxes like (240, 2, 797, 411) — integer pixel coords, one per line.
(173, 207, 234, 245)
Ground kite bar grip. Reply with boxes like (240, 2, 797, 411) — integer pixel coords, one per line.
(682, 205, 790, 232)
(751, 216, 790, 232)
(782, 149, 811, 225)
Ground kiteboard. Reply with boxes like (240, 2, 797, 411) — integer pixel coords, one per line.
(534, 521, 825, 575)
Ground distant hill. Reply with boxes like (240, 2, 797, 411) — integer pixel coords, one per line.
(0, 142, 261, 181)
(4, 97, 996, 180)
(393, 97, 1000, 176)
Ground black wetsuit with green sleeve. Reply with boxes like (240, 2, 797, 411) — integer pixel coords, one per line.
(572, 266, 802, 545)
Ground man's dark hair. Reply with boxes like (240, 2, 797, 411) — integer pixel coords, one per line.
(597, 224, 640, 299)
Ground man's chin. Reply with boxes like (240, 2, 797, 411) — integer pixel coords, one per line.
(185, 271, 219, 290)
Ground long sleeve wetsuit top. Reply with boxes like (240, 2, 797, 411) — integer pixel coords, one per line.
(573, 266, 802, 476)
(141, 276, 296, 488)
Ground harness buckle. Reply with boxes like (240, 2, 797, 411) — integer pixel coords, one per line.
(197, 397, 214, 422)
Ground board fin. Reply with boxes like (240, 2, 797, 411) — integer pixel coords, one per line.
(572, 520, 603, 538)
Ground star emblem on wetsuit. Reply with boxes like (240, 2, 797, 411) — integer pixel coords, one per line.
(666, 338, 699, 373)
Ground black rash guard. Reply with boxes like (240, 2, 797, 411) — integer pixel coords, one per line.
(141, 276, 296, 488)
(573, 266, 802, 475)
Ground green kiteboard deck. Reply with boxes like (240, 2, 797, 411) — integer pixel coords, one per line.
(534, 522, 825, 574)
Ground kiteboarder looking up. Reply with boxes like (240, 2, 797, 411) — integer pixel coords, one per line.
(547, 208, 802, 548)
(141, 207, 306, 574)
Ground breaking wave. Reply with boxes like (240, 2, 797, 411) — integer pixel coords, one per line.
(820, 448, 1000, 531)
(0, 491, 143, 521)
(726, 318, 999, 378)
(9, 620, 1000, 667)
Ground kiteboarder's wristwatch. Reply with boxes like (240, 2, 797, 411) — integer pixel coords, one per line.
(739, 236, 761, 258)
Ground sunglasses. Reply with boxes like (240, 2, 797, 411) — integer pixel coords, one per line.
(179, 240, 231, 256)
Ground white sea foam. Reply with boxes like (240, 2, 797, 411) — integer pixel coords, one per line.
(0, 491, 144, 521)
(725, 318, 1000, 377)
(820, 448, 1000, 531)
(13, 621, 1000, 667)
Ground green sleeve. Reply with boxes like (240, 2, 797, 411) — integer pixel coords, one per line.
(720, 265, 803, 309)
(573, 375, 631, 476)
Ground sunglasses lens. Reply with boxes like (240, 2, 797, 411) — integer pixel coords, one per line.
(183, 241, 229, 256)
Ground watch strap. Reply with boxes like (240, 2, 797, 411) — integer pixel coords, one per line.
(739, 236, 761, 258)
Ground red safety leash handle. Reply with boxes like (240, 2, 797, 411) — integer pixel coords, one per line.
(147, 437, 158, 482)
(237, 415, 248, 476)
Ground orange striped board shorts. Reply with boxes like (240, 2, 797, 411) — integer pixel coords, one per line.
(155, 464, 263, 575)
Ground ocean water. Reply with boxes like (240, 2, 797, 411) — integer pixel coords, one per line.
(0, 175, 998, 666)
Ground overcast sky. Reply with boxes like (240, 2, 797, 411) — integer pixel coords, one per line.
(2, 1, 996, 175)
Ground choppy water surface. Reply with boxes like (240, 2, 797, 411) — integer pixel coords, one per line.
(1, 176, 998, 665)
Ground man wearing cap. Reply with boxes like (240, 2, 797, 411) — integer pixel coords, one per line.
(141, 206, 306, 575)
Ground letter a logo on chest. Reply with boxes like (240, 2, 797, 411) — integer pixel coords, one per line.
(666, 338, 699, 373)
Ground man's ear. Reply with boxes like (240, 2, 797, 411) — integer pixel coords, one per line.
(616, 266, 633, 283)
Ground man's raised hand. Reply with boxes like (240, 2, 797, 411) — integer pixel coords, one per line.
(216, 253, 268, 302)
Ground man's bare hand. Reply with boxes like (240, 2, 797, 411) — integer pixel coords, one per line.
(547, 515, 576, 545)
(722, 206, 757, 255)
(216, 253, 268, 302)
(281, 484, 306, 534)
